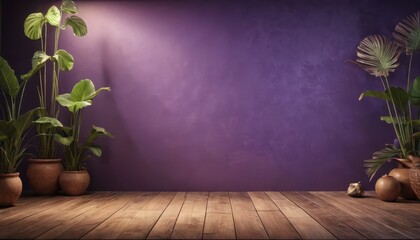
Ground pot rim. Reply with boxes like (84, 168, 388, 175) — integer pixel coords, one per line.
(0, 172, 20, 178)
(62, 170, 88, 174)
(29, 159, 62, 163)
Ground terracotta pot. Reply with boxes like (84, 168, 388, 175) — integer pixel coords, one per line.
(375, 175, 400, 202)
(26, 159, 63, 195)
(0, 173, 23, 207)
(409, 156, 420, 199)
(59, 170, 90, 196)
(389, 168, 417, 200)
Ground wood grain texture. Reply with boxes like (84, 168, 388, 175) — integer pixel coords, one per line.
(1, 191, 419, 239)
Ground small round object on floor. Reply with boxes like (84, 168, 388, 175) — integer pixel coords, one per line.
(347, 181, 364, 197)
(375, 175, 401, 202)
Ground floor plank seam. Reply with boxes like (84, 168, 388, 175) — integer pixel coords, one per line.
(144, 192, 178, 239)
(247, 192, 270, 239)
(168, 192, 188, 239)
(78, 193, 134, 239)
(282, 192, 338, 239)
(200, 192, 210, 240)
(227, 192, 238, 240)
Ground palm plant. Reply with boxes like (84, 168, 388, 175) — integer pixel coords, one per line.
(355, 11, 420, 180)
(38, 79, 112, 171)
(22, 0, 87, 159)
(0, 57, 40, 173)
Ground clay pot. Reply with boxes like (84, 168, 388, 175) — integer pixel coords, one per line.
(389, 168, 417, 200)
(409, 156, 420, 199)
(375, 175, 400, 202)
(26, 159, 63, 195)
(59, 171, 90, 196)
(0, 173, 23, 207)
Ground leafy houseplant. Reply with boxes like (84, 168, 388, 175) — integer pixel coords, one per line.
(22, 0, 87, 194)
(354, 11, 420, 198)
(40, 79, 112, 195)
(0, 57, 39, 206)
(23, 0, 87, 158)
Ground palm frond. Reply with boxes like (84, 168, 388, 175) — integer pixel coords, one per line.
(356, 35, 401, 77)
(393, 11, 420, 55)
(364, 144, 402, 181)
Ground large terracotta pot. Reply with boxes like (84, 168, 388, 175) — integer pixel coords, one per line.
(26, 159, 63, 195)
(59, 170, 90, 196)
(409, 156, 420, 199)
(0, 172, 23, 207)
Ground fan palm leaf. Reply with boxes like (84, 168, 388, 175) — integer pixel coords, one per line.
(356, 35, 401, 77)
(393, 11, 420, 55)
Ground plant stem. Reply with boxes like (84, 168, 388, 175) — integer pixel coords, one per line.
(407, 54, 414, 153)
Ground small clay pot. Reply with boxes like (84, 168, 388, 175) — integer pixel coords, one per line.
(389, 168, 417, 200)
(26, 159, 63, 195)
(375, 175, 401, 202)
(59, 171, 90, 196)
(0, 172, 23, 207)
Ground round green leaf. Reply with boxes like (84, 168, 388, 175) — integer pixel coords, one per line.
(21, 51, 50, 81)
(0, 57, 19, 97)
(64, 16, 87, 37)
(61, 0, 78, 14)
(53, 50, 74, 71)
(71, 79, 95, 101)
(45, 6, 61, 27)
(24, 12, 45, 40)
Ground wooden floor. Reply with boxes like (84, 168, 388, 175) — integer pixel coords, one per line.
(0, 192, 419, 239)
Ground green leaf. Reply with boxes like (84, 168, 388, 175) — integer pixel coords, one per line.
(393, 11, 420, 55)
(0, 120, 15, 140)
(88, 145, 102, 157)
(21, 51, 50, 81)
(53, 49, 74, 71)
(387, 87, 409, 113)
(413, 132, 420, 139)
(0, 57, 19, 97)
(355, 35, 401, 77)
(359, 90, 388, 101)
(86, 125, 113, 147)
(380, 116, 394, 124)
(13, 108, 41, 137)
(45, 6, 61, 27)
(64, 16, 87, 37)
(61, 0, 78, 14)
(410, 76, 420, 106)
(56, 93, 91, 113)
(71, 79, 96, 101)
(24, 12, 45, 40)
(34, 117, 63, 127)
(364, 144, 402, 181)
(54, 134, 73, 145)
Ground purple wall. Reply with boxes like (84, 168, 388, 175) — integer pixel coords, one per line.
(2, 0, 420, 191)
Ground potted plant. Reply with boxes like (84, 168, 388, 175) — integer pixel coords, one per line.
(40, 79, 112, 195)
(0, 57, 40, 207)
(354, 11, 420, 200)
(22, 0, 87, 195)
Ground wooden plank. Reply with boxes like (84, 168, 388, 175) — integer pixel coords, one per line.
(170, 192, 208, 239)
(320, 192, 417, 239)
(248, 192, 278, 211)
(147, 192, 186, 239)
(36, 192, 134, 239)
(266, 192, 335, 240)
(81, 192, 173, 239)
(229, 192, 268, 239)
(283, 192, 365, 239)
(0, 193, 101, 239)
(258, 211, 301, 239)
(203, 192, 235, 239)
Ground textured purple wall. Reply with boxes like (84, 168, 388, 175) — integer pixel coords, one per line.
(2, 0, 420, 191)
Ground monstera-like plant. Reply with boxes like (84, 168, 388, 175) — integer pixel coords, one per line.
(39, 79, 112, 195)
(22, 0, 88, 195)
(355, 11, 420, 200)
